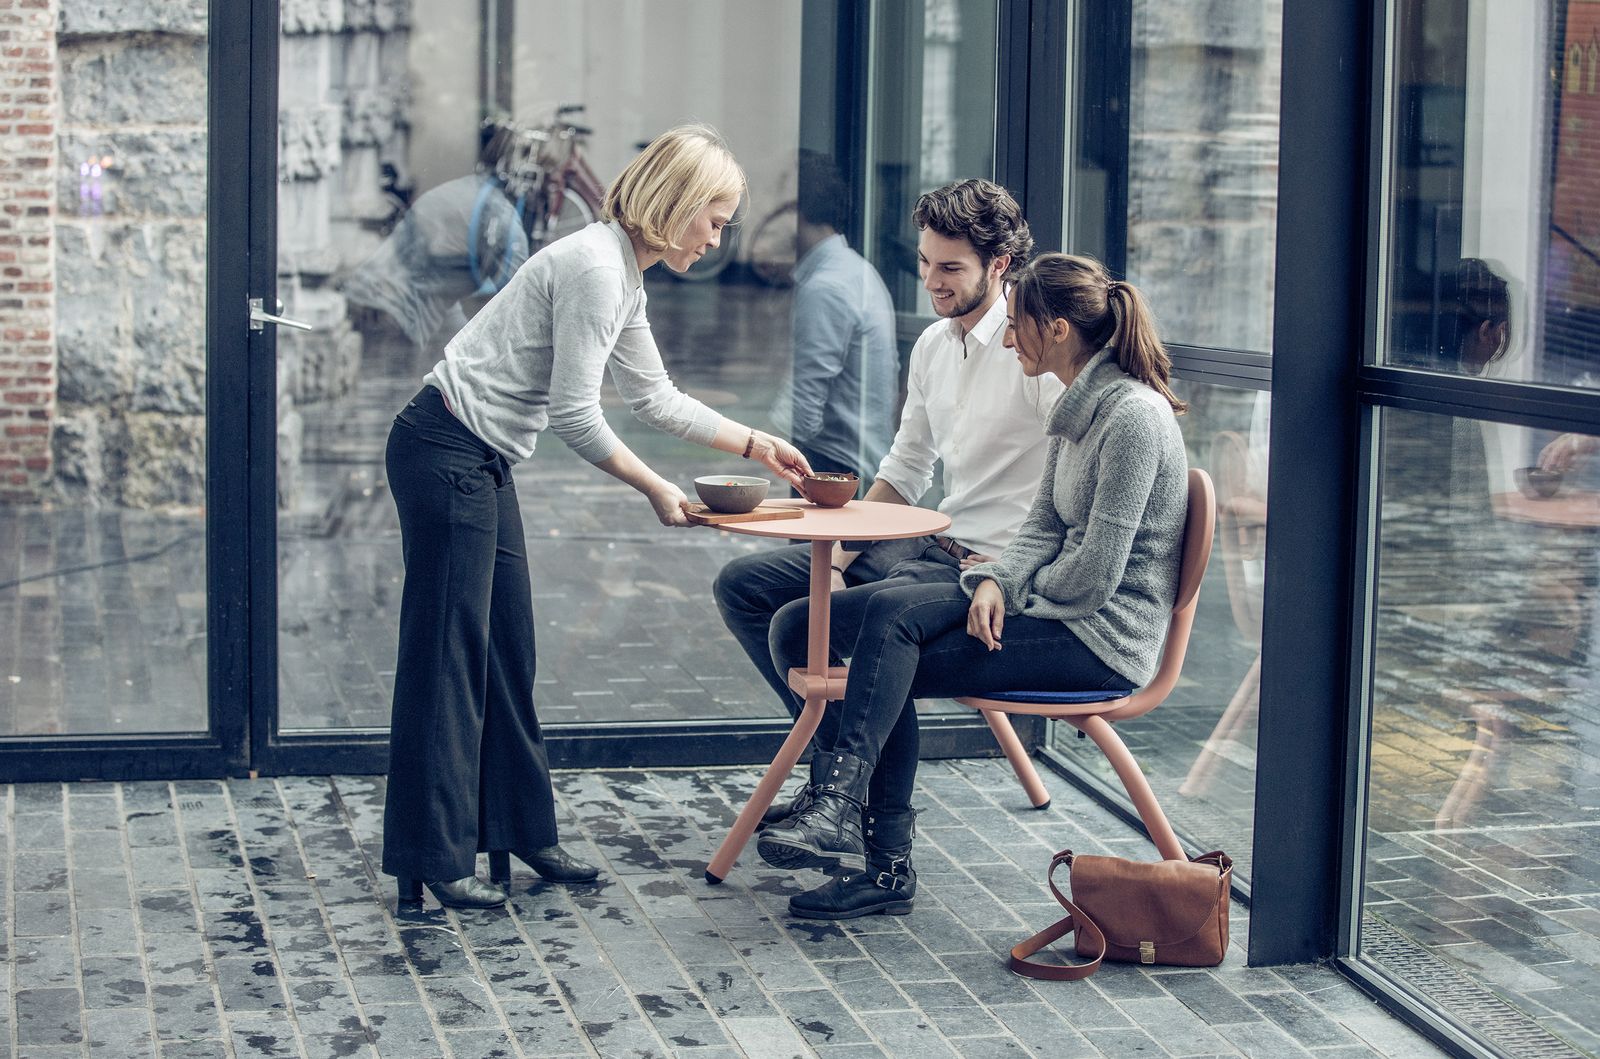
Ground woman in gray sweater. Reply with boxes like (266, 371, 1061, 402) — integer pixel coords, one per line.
(384, 125, 811, 908)
(758, 253, 1188, 920)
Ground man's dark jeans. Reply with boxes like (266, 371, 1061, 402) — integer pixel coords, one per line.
(382, 386, 558, 881)
(712, 537, 958, 811)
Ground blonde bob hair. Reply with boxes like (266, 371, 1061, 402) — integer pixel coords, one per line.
(603, 124, 746, 253)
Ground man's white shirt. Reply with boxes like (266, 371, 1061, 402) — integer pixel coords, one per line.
(874, 295, 1064, 558)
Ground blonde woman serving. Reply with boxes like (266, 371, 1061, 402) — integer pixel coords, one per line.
(384, 125, 811, 908)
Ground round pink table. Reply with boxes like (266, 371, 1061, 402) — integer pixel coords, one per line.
(701, 498, 950, 883)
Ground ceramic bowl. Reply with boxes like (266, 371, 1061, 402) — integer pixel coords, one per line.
(1514, 466, 1562, 500)
(799, 471, 859, 508)
(693, 474, 770, 514)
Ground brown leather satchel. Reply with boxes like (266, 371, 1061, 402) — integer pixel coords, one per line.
(1009, 849, 1233, 980)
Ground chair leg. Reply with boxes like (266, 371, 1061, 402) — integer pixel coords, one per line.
(704, 695, 826, 883)
(1179, 654, 1261, 798)
(1079, 715, 1186, 861)
(982, 710, 1051, 809)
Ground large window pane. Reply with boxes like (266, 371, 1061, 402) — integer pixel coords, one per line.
(1362, 407, 1600, 1054)
(1051, 379, 1267, 882)
(0, 8, 209, 737)
(1381, 0, 1597, 391)
(1075, 0, 1282, 352)
(274, 1, 974, 731)
(863, 0, 997, 316)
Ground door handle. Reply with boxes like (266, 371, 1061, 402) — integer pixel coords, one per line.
(248, 296, 313, 331)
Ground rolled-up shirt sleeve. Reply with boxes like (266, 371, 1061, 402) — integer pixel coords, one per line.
(608, 291, 721, 446)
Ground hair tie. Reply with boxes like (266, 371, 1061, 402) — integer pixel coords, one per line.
(1107, 280, 1122, 297)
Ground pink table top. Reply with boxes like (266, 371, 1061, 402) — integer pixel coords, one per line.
(708, 498, 951, 542)
(1492, 490, 1600, 529)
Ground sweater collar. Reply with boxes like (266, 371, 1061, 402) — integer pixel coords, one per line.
(1048, 346, 1127, 440)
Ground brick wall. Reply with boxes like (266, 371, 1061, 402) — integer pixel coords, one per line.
(0, 0, 55, 502)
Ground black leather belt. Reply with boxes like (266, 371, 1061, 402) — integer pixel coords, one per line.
(934, 535, 972, 561)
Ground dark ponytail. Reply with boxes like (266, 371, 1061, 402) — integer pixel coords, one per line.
(1010, 253, 1186, 414)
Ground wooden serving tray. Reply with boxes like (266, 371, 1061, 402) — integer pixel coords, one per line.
(685, 503, 805, 526)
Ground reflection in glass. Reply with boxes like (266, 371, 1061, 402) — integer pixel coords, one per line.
(1050, 379, 1268, 882)
(1365, 408, 1600, 1051)
(1382, 0, 1599, 391)
(768, 151, 899, 488)
(1, 11, 209, 737)
(1087, 0, 1282, 351)
(864, 0, 998, 315)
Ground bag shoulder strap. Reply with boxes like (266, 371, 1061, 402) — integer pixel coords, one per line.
(1008, 850, 1107, 981)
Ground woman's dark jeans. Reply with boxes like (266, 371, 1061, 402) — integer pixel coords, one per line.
(831, 580, 1136, 810)
(381, 386, 558, 881)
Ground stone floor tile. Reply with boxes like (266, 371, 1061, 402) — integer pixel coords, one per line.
(13, 987, 83, 1048)
(84, 1007, 157, 1057)
(80, 954, 148, 1009)
(228, 1017, 302, 1057)
(157, 1041, 232, 1059)
(987, 1002, 1101, 1058)
(367, 1003, 446, 1058)
(148, 982, 224, 1042)
(442, 1028, 517, 1058)
(900, 979, 1007, 1039)
(718, 1015, 818, 1059)
(419, 975, 501, 1030)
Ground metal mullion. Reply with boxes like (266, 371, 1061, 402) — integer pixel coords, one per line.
(1358, 368, 1600, 436)
(246, 0, 282, 776)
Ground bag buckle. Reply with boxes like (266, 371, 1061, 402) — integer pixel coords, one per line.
(1139, 941, 1156, 964)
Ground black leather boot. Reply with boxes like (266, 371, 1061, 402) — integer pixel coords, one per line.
(488, 845, 601, 885)
(756, 750, 871, 873)
(396, 874, 507, 909)
(759, 752, 829, 830)
(789, 808, 916, 919)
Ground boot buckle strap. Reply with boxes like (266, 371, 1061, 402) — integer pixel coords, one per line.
(874, 870, 906, 891)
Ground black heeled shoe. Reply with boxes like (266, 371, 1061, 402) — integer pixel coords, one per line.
(489, 845, 601, 885)
(396, 874, 507, 908)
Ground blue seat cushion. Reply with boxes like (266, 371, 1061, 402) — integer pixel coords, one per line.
(977, 688, 1135, 705)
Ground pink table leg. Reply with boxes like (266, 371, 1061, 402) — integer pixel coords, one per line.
(705, 539, 835, 884)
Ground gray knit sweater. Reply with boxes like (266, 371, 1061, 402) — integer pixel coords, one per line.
(425, 221, 722, 464)
(958, 347, 1188, 685)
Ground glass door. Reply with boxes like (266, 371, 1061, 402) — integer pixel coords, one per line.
(256, 0, 1010, 772)
(0, 2, 256, 781)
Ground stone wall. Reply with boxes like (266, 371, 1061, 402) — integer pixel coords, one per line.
(0, 0, 57, 502)
(33, 0, 409, 510)
(51, 0, 207, 508)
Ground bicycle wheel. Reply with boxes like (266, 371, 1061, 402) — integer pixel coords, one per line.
(545, 183, 595, 244)
(673, 222, 739, 283)
(748, 200, 798, 287)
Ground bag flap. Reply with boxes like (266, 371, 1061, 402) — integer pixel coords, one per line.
(1070, 854, 1227, 948)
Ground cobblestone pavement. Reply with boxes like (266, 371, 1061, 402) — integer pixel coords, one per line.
(3, 759, 1449, 1059)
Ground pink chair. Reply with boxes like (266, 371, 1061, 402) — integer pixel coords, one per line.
(955, 468, 1217, 861)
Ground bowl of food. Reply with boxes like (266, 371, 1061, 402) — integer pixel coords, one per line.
(1514, 466, 1563, 500)
(799, 471, 859, 508)
(694, 474, 770, 514)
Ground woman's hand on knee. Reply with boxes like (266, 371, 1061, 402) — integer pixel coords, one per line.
(646, 480, 692, 527)
(966, 580, 1005, 651)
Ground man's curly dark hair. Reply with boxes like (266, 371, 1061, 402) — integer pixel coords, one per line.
(912, 179, 1033, 278)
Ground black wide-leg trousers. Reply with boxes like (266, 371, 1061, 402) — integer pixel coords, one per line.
(381, 386, 558, 881)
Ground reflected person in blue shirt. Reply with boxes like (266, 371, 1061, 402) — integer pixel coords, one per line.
(770, 152, 899, 489)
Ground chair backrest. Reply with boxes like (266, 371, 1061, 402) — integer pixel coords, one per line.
(1104, 467, 1215, 722)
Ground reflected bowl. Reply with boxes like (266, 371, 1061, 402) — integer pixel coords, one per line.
(1514, 467, 1562, 500)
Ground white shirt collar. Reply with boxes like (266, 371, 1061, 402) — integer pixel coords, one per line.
(943, 292, 1008, 347)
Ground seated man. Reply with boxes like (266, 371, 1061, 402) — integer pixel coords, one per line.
(712, 178, 1062, 917)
